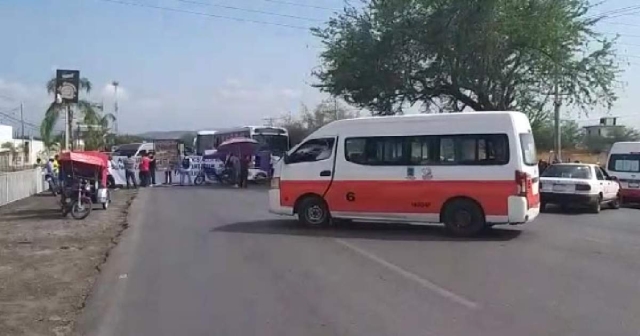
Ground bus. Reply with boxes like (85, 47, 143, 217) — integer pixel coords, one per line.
(194, 126, 290, 156)
(269, 111, 540, 237)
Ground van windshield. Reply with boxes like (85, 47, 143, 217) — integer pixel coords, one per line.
(608, 153, 640, 173)
(519, 133, 537, 166)
(113, 143, 141, 157)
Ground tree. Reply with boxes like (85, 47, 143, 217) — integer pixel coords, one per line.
(534, 119, 583, 151)
(313, 0, 619, 120)
(41, 77, 100, 148)
(279, 99, 360, 145)
(82, 109, 117, 151)
(584, 126, 640, 153)
(1, 142, 23, 165)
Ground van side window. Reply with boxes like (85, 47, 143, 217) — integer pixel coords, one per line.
(288, 138, 335, 164)
(345, 137, 405, 165)
(438, 135, 509, 165)
(346, 134, 509, 166)
(408, 136, 435, 165)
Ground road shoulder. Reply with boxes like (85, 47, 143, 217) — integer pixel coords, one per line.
(0, 189, 136, 336)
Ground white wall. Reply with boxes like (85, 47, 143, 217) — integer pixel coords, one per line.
(0, 125, 13, 142)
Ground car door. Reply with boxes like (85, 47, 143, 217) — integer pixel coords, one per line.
(594, 166, 611, 200)
(279, 137, 337, 208)
(599, 167, 618, 200)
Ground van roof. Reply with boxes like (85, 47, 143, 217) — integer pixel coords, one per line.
(315, 111, 527, 134)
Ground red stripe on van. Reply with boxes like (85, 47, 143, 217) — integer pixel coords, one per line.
(281, 180, 519, 216)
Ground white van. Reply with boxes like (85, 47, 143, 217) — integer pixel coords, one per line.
(606, 142, 640, 203)
(269, 111, 540, 236)
(112, 142, 155, 157)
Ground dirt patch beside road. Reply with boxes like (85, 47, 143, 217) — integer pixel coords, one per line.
(0, 190, 136, 336)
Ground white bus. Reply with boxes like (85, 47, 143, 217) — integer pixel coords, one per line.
(269, 111, 540, 237)
(606, 141, 640, 203)
(194, 126, 289, 155)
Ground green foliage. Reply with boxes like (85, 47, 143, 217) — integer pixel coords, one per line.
(583, 126, 640, 153)
(313, 0, 619, 120)
(534, 119, 583, 151)
(279, 99, 360, 145)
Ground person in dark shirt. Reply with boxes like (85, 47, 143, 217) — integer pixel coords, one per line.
(239, 155, 250, 188)
(148, 152, 157, 186)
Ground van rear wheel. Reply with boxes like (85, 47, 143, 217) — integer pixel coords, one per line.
(443, 199, 485, 237)
(297, 197, 330, 227)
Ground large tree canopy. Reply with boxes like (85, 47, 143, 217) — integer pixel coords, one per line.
(313, 0, 619, 118)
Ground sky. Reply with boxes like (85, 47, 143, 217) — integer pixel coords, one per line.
(0, 0, 639, 136)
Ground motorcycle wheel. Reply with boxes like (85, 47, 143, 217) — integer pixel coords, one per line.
(71, 197, 93, 220)
(194, 175, 205, 185)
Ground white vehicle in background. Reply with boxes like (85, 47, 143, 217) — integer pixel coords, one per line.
(194, 126, 289, 156)
(269, 111, 540, 237)
(540, 163, 620, 213)
(606, 142, 640, 204)
(112, 142, 155, 157)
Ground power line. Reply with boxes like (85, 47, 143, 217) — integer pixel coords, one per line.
(97, 0, 312, 30)
(259, 0, 339, 11)
(171, 0, 322, 22)
(588, 4, 640, 19)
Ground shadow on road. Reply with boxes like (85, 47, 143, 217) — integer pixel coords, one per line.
(0, 208, 62, 221)
(213, 219, 522, 242)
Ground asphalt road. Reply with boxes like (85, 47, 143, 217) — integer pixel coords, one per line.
(78, 186, 640, 336)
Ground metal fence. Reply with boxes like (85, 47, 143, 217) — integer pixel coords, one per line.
(0, 168, 45, 207)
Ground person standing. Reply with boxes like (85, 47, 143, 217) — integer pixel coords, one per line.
(165, 158, 175, 185)
(229, 153, 241, 187)
(124, 154, 137, 189)
(139, 153, 151, 187)
(179, 155, 192, 186)
(239, 154, 250, 188)
(148, 152, 157, 186)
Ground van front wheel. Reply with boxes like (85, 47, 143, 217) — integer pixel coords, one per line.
(298, 197, 330, 227)
(443, 199, 485, 237)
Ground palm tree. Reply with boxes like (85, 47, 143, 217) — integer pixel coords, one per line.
(41, 77, 100, 148)
(82, 109, 117, 150)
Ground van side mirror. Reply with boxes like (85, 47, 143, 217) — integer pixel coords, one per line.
(283, 153, 290, 164)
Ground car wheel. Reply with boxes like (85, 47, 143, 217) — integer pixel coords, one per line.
(297, 196, 331, 227)
(589, 196, 602, 214)
(610, 194, 621, 209)
(443, 199, 485, 237)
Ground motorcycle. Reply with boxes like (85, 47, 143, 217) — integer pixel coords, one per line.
(61, 179, 93, 220)
(194, 166, 235, 185)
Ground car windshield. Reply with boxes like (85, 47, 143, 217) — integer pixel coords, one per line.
(113, 144, 141, 157)
(542, 164, 592, 179)
(607, 153, 640, 173)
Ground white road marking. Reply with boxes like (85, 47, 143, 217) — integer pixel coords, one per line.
(334, 239, 479, 310)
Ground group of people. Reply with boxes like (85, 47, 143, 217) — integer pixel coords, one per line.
(121, 152, 200, 188)
(123, 151, 157, 189)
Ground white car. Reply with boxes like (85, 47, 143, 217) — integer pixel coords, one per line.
(540, 163, 620, 213)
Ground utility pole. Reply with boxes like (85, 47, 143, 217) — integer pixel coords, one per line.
(19, 102, 24, 148)
(553, 65, 562, 163)
(112, 81, 119, 134)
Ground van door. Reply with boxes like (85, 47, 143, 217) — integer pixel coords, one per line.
(279, 137, 337, 208)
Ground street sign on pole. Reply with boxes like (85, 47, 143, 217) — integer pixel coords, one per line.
(55, 70, 80, 104)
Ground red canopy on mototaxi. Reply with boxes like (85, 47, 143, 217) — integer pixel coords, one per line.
(58, 151, 109, 187)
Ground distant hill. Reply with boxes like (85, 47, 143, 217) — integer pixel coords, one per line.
(137, 130, 194, 140)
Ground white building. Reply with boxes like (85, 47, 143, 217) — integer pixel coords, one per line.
(584, 117, 624, 138)
(0, 124, 45, 165)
